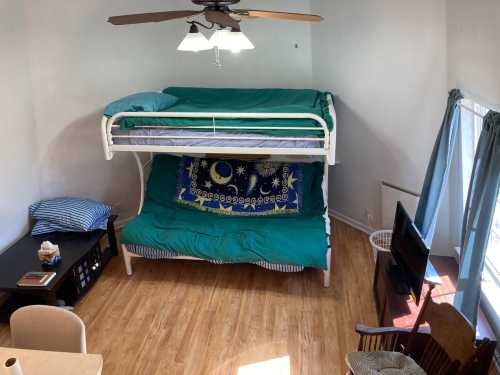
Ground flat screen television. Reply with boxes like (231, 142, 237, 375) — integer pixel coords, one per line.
(389, 202, 430, 305)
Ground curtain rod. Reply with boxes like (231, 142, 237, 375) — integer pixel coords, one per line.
(459, 103, 485, 120)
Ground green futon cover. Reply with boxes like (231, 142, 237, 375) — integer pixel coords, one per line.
(120, 154, 329, 269)
(119, 87, 334, 137)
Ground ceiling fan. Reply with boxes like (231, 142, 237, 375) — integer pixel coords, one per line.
(108, 0, 323, 28)
(108, 0, 323, 56)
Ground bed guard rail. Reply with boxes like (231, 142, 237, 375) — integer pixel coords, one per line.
(101, 94, 337, 165)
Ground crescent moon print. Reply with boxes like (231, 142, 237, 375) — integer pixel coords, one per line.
(177, 156, 301, 216)
(259, 186, 271, 196)
(246, 174, 258, 195)
(227, 184, 239, 195)
(210, 162, 233, 185)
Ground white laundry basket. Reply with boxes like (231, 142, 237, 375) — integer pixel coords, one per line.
(369, 230, 393, 261)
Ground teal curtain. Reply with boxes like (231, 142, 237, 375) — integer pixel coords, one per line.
(454, 111, 500, 326)
(415, 89, 463, 247)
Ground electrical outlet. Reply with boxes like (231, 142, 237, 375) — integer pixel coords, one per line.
(365, 209, 374, 228)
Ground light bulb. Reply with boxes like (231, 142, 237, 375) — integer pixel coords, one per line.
(177, 24, 211, 52)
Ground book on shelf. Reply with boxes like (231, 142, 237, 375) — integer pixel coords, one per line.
(17, 272, 56, 287)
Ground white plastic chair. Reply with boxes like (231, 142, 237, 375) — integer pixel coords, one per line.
(10, 305, 87, 353)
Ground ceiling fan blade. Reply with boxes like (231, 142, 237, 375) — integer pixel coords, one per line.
(233, 10, 323, 22)
(205, 10, 240, 29)
(108, 10, 201, 25)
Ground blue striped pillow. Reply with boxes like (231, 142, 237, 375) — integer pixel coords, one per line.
(30, 198, 111, 234)
(31, 217, 109, 236)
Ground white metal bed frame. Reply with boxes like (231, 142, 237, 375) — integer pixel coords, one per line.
(101, 94, 337, 287)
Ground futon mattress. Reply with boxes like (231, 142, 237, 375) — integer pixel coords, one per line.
(120, 154, 329, 270)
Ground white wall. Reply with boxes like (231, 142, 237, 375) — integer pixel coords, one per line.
(23, 0, 313, 221)
(0, 1, 39, 251)
(311, 0, 452, 255)
(7, 0, 496, 257)
(446, 0, 500, 249)
(447, 0, 500, 110)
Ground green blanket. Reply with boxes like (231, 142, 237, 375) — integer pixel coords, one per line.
(120, 154, 328, 269)
(118, 87, 334, 137)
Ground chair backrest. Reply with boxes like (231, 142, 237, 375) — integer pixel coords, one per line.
(412, 287, 476, 369)
(422, 301, 476, 363)
(10, 305, 86, 353)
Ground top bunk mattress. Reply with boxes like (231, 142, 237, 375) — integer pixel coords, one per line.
(109, 87, 335, 137)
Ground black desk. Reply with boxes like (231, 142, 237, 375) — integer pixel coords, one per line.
(0, 216, 117, 307)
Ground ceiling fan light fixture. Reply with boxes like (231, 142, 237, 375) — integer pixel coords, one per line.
(209, 28, 254, 53)
(227, 28, 254, 53)
(208, 29, 230, 49)
(177, 23, 211, 52)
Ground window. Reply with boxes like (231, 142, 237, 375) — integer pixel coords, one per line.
(458, 99, 500, 336)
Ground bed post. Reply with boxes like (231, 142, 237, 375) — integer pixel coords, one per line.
(122, 244, 133, 276)
(324, 248, 331, 288)
(132, 152, 145, 215)
(323, 159, 331, 288)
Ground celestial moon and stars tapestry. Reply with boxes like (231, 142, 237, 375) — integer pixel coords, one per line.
(176, 156, 303, 216)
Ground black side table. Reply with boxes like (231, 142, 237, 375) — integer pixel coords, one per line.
(0, 215, 118, 308)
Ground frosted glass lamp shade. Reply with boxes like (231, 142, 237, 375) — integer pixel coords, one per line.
(209, 28, 254, 53)
(208, 29, 230, 49)
(177, 24, 211, 52)
(226, 30, 254, 53)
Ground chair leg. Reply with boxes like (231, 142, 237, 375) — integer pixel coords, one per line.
(122, 244, 133, 276)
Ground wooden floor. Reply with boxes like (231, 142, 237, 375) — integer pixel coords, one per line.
(0, 220, 377, 374)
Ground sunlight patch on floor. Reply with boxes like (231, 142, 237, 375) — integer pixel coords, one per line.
(237, 356, 291, 375)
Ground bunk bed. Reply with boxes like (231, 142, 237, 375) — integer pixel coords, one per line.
(101, 87, 337, 287)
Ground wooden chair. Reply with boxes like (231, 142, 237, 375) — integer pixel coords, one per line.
(10, 305, 87, 353)
(347, 286, 496, 375)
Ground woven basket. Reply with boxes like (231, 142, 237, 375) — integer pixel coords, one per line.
(369, 230, 392, 259)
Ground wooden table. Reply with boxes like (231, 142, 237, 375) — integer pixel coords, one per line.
(0, 347, 102, 375)
(373, 251, 494, 339)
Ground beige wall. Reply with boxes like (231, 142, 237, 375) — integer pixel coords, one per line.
(0, 1, 40, 251)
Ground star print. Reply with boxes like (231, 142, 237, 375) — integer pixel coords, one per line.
(287, 172, 298, 190)
(236, 166, 246, 176)
(195, 195, 211, 207)
(200, 160, 208, 168)
(177, 188, 186, 200)
(219, 202, 233, 213)
(271, 177, 280, 188)
(186, 162, 195, 177)
(244, 203, 256, 210)
(274, 203, 287, 212)
(204, 180, 213, 189)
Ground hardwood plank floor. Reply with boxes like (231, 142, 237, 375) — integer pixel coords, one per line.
(0, 220, 377, 374)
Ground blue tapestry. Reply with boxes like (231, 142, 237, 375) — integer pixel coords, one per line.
(176, 156, 302, 216)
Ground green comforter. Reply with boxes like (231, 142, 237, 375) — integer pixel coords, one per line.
(118, 87, 334, 137)
(121, 201, 328, 269)
(120, 154, 328, 269)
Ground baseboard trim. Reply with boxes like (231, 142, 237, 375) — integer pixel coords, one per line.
(329, 209, 374, 235)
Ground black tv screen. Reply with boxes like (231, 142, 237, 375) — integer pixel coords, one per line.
(390, 202, 430, 305)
